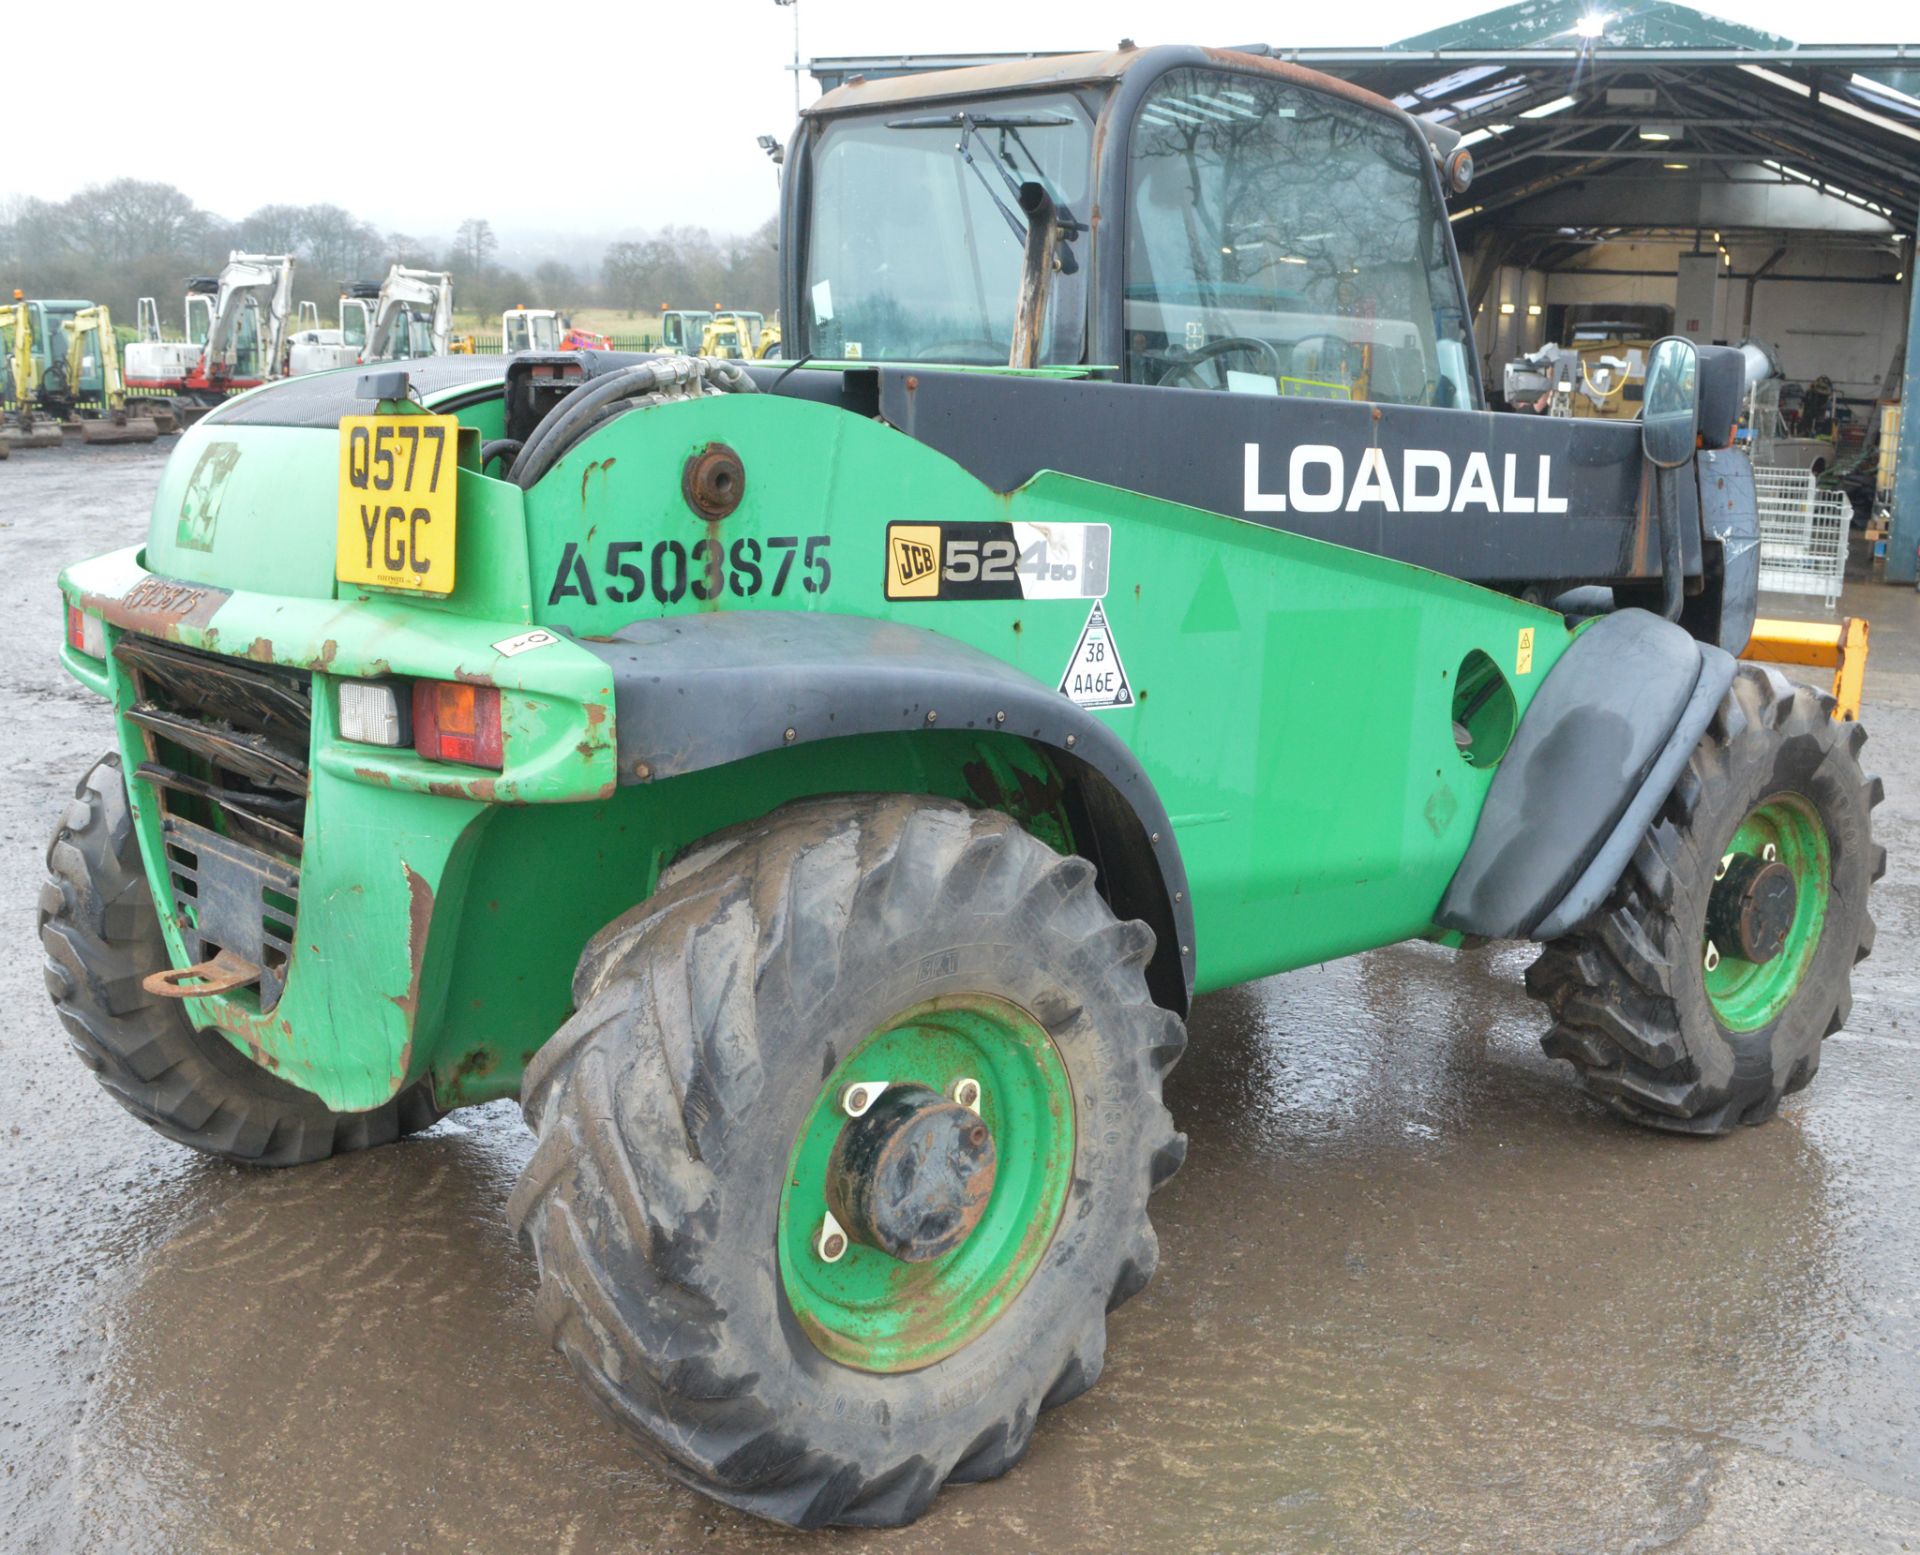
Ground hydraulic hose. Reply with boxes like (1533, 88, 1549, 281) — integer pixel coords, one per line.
(479, 437, 522, 476)
(510, 362, 672, 488)
(509, 357, 757, 490)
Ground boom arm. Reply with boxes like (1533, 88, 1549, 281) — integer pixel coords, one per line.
(1, 304, 30, 405)
(362, 268, 455, 361)
(199, 254, 295, 382)
(66, 307, 126, 412)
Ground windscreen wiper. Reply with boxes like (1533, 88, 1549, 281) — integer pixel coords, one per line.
(886, 112, 1084, 248)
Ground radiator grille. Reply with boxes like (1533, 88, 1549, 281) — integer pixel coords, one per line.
(114, 635, 311, 1008)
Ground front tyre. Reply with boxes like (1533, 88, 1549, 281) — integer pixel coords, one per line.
(508, 795, 1187, 1527)
(1526, 667, 1883, 1135)
(39, 755, 442, 1164)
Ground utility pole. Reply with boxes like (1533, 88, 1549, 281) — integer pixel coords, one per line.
(775, 0, 800, 116)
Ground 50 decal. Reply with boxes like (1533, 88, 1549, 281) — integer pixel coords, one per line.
(548, 535, 831, 607)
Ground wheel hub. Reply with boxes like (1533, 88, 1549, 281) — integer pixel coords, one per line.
(1706, 853, 1798, 965)
(826, 1084, 996, 1263)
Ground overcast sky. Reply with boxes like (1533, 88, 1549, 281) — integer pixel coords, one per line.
(9, 0, 1915, 243)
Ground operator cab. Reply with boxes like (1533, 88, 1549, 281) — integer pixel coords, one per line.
(504, 307, 562, 354)
(22, 301, 104, 395)
(658, 308, 714, 353)
(786, 46, 1479, 409)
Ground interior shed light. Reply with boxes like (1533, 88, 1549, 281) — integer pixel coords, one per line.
(1527, 303, 1543, 316)
(1499, 301, 1517, 315)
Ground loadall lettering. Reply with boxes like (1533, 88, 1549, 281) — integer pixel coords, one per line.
(1243, 444, 1570, 516)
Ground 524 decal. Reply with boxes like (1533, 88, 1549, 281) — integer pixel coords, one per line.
(885, 521, 1110, 602)
(548, 535, 831, 607)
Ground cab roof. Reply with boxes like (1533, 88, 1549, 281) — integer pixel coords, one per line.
(807, 43, 1406, 123)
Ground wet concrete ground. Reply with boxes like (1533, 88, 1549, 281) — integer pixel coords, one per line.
(1, 442, 1915, 1553)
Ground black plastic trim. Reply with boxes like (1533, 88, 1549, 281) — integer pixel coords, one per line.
(1531, 643, 1734, 941)
(576, 611, 1195, 1009)
(1436, 608, 1722, 940)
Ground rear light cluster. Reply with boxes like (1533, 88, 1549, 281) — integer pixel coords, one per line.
(414, 681, 504, 768)
(339, 678, 504, 770)
(66, 605, 105, 660)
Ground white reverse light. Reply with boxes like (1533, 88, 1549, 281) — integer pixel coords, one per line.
(340, 680, 407, 746)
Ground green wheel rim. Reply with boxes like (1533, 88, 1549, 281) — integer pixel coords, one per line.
(777, 994, 1075, 1373)
(1704, 793, 1830, 1032)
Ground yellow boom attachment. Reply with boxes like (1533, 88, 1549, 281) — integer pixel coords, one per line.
(66, 306, 127, 413)
(1742, 616, 1869, 722)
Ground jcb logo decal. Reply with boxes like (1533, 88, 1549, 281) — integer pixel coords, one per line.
(894, 536, 938, 584)
(887, 524, 943, 599)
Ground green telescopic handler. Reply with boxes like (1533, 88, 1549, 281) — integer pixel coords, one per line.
(46, 45, 1880, 1529)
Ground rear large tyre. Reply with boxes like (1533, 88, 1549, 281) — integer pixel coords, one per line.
(509, 795, 1187, 1528)
(1526, 667, 1882, 1135)
(39, 755, 442, 1164)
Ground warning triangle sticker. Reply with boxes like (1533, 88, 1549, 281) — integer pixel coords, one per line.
(1058, 600, 1134, 709)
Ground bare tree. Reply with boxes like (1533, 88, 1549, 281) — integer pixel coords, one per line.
(452, 218, 498, 274)
(602, 241, 651, 317)
(239, 204, 306, 255)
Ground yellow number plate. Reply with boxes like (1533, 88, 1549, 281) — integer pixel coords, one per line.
(336, 413, 459, 593)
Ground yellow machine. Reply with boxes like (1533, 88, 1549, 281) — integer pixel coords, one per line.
(57, 306, 164, 441)
(1502, 327, 1653, 420)
(1, 294, 161, 445)
(1, 293, 61, 447)
(697, 310, 782, 360)
(1743, 616, 1870, 723)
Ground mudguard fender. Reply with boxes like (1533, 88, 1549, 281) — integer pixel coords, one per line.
(1437, 609, 1735, 942)
(576, 611, 1195, 1010)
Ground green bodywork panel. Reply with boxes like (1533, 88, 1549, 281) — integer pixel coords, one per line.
(60, 373, 1570, 1114)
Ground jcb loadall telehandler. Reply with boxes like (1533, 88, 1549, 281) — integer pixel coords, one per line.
(48, 45, 1881, 1529)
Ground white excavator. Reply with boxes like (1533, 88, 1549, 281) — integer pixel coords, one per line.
(288, 267, 455, 376)
(123, 253, 295, 413)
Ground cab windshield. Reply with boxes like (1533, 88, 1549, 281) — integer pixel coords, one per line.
(1125, 68, 1478, 407)
(803, 92, 1095, 365)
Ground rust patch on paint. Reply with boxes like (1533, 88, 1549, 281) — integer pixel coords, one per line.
(91, 575, 231, 639)
(391, 864, 435, 1025)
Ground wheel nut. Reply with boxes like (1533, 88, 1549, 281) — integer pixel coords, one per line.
(951, 1077, 981, 1111)
(842, 1081, 886, 1118)
(817, 1210, 849, 1263)
(1704, 940, 1722, 972)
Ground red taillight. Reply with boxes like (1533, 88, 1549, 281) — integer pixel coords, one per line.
(413, 681, 504, 769)
(67, 605, 104, 658)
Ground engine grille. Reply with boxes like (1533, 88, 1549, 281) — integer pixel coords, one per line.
(114, 635, 311, 1009)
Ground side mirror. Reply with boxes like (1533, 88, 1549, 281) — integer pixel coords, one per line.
(1641, 336, 1700, 468)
